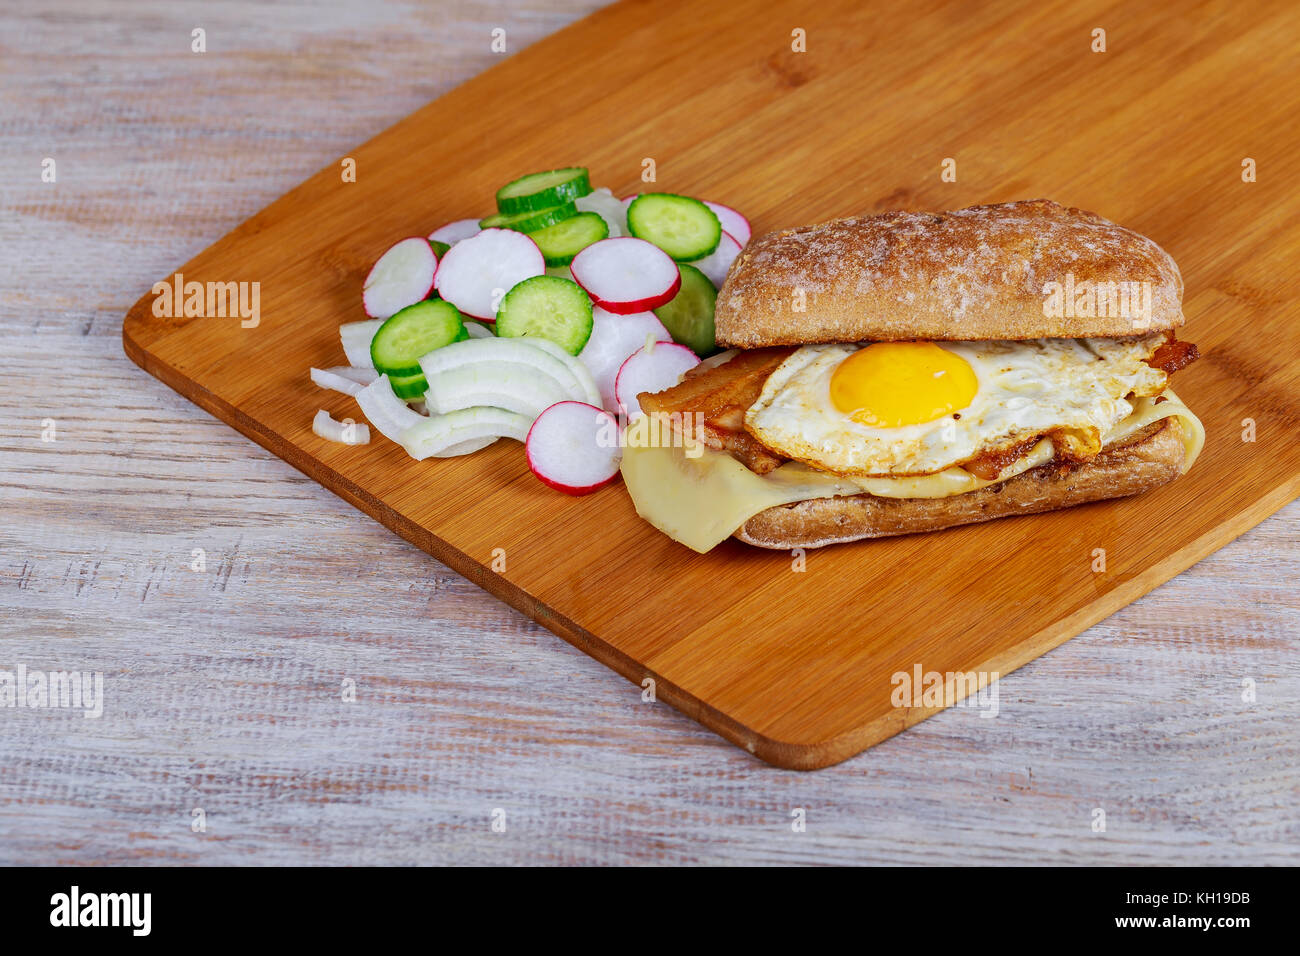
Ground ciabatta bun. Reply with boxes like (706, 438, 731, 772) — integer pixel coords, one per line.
(733, 418, 1185, 549)
(715, 200, 1184, 347)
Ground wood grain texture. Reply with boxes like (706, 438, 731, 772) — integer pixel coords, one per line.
(1, 0, 1297, 862)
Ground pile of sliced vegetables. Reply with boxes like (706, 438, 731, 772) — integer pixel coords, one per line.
(308, 165, 750, 494)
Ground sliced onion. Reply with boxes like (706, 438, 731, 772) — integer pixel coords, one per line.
(399, 407, 532, 460)
(313, 409, 370, 445)
(428, 436, 497, 457)
(464, 321, 495, 339)
(355, 374, 426, 444)
(310, 366, 378, 397)
(425, 362, 571, 418)
(331, 366, 379, 385)
(693, 349, 738, 374)
(340, 319, 384, 368)
(575, 187, 626, 238)
(419, 337, 589, 403)
(513, 337, 602, 406)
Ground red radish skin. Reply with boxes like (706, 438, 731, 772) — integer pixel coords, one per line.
(526, 401, 622, 495)
(570, 237, 681, 314)
(614, 341, 701, 418)
(702, 201, 752, 245)
(578, 307, 671, 410)
(591, 269, 680, 314)
(362, 237, 438, 319)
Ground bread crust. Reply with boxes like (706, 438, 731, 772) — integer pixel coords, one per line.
(715, 200, 1184, 347)
(733, 418, 1185, 549)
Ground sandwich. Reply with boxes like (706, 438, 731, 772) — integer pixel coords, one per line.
(622, 199, 1204, 552)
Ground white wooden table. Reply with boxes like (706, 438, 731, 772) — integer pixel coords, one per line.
(1, 0, 1296, 865)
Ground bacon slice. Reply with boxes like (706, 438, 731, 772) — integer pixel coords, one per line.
(962, 436, 1042, 481)
(638, 347, 794, 474)
(1147, 333, 1199, 375)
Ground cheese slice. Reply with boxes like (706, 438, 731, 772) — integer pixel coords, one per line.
(621, 390, 1204, 553)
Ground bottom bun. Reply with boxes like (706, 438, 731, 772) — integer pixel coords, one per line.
(734, 418, 1186, 549)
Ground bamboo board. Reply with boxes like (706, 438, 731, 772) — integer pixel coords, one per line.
(122, 0, 1300, 768)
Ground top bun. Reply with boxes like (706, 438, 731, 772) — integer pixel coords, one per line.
(714, 199, 1184, 347)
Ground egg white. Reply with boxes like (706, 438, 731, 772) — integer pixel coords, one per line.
(744, 334, 1170, 477)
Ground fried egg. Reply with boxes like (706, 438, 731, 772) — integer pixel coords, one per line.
(744, 335, 1170, 477)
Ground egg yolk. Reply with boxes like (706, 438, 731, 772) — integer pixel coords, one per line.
(830, 342, 978, 428)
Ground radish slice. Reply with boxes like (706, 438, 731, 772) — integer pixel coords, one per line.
(310, 366, 378, 397)
(615, 341, 701, 418)
(428, 218, 481, 245)
(688, 230, 743, 289)
(526, 401, 622, 495)
(575, 187, 626, 238)
(702, 202, 751, 245)
(363, 237, 437, 319)
(463, 321, 495, 339)
(433, 228, 544, 320)
(577, 307, 670, 411)
(313, 409, 370, 445)
(570, 237, 680, 314)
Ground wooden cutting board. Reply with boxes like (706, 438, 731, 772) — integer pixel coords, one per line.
(122, 0, 1300, 769)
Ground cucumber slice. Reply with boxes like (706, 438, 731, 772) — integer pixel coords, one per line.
(370, 298, 466, 377)
(495, 275, 594, 355)
(387, 323, 468, 398)
(496, 167, 591, 214)
(429, 239, 451, 259)
(627, 193, 721, 261)
(653, 264, 717, 357)
(389, 370, 428, 400)
(479, 202, 577, 233)
(527, 211, 609, 267)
